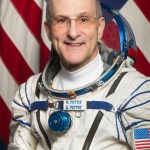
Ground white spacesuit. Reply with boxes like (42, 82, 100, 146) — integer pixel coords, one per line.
(8, 47, 150, 150)
(8, 3, 150, 150)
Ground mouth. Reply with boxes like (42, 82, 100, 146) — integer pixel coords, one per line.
(64, 42, 84, 47)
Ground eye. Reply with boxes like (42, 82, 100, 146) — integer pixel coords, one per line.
(55, 18, 68, 23)
(79, 17, 89, 23)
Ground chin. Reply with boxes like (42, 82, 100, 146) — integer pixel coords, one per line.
(70, 56, 85, 63)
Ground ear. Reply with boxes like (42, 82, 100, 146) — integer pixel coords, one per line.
(44, 21, 52, 41)
(98, 17, 105, 40)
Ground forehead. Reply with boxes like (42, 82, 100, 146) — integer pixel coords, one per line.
(50, 0, 97, 17)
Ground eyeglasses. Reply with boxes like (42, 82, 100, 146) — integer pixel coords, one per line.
(50, 16, 99, 30)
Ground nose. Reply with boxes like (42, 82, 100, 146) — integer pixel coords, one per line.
(66, 20, 80, 40)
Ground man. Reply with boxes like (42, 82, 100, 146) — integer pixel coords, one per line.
(8, 0, 150, 150)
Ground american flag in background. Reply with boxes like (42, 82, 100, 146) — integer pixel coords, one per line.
(0, 0, 150, 149)
(0, 0, 50, 149)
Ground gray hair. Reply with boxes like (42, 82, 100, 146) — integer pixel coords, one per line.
(45, 0, 102, 22)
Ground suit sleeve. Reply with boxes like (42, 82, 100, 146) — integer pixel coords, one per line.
(8, 81, 38, 150)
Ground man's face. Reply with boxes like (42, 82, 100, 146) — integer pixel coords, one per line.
(45, 0, 105, 71)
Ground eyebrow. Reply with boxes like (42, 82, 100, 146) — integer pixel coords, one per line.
(53, 12, 93, 20)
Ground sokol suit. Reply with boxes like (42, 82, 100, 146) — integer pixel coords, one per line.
(8, 50, 150, 150)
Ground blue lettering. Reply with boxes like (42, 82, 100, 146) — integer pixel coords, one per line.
(66, 106, 69, 110)
(66, 100, 69, 104)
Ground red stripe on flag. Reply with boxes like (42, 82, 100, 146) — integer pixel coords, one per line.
(0, 25, 34, 84)
(40, 39, 51, 71)
(134, 47, 150, 77)
(136, 146, 150, 150)
(134, 0, 150, 22)
(102, 21, 120, 51)
(11, 0, 42, 42)
(0, 96, 11, 145)
(135, 139, 150, 144)
(136, 143, 150, 146)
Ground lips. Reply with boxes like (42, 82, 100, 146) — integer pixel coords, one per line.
(64, 42, 84, 46)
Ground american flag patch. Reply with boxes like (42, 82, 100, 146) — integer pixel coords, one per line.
(134, 128, 150, 150)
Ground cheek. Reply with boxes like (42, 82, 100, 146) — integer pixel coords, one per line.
(87, 29, 98, 47)
(51, 32, 64, 49)
(51, 29, 64, 42)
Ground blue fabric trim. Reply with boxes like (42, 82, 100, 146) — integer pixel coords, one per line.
(125, 120, 150, 131)
(114, 80, 150, 143)
(30, 101, 114, 112)
(12, 118, 31, 127)
(13, 99, 24, 108)
(122, 91, 150, 112)
(120, 80, 150, 111)
(25, 82, 31, 106)
(119, 114, 128, 143)
(130, 80, 150, 96)
(87, 101, 113, 111)
(58, 101, 114, 111)
(31, 101, 48, 111)
(17, 85, 30, 112)
(58, 101, 63, 109)
(20, 83, 31, 111)
(22, 101, 30, 112)
(123, 98, 150, 112)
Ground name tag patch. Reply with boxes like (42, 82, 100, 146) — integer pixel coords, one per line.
(63, 100, 86, 110)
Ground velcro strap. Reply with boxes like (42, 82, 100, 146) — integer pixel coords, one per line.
(87, 101, 114, 111)
(30, 100, 115, 112)
(30, 101, 48, 111)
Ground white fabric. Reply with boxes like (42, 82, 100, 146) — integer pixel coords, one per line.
(53, 53, 103, 90)
(8, 64, 150, 150)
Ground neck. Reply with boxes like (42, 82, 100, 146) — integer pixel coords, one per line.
(53, 53, 104, 90)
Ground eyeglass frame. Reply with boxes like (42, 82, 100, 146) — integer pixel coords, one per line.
(48, 16, 102, 30)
